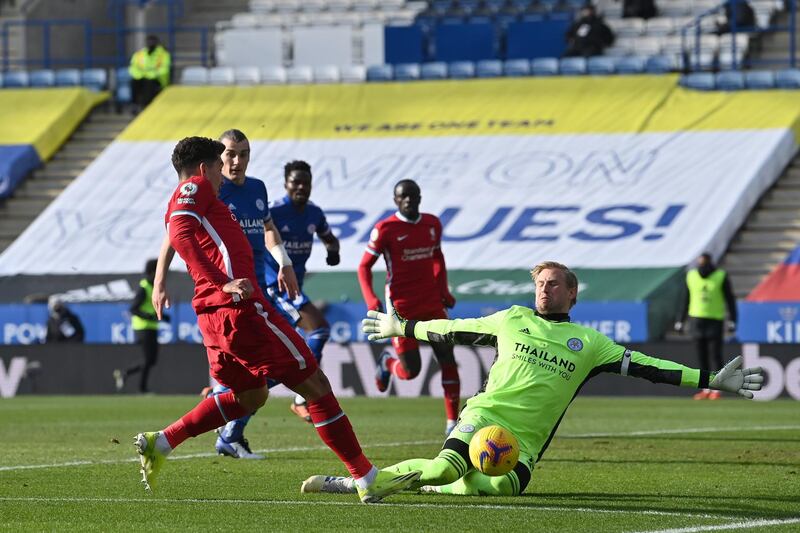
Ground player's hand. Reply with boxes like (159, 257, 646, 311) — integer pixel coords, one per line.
(726, 320, 737, 334)
(278, 266, 300, 300)
(361, 309, 407, 341)
(223, 278, 254, 302)
(326, 250, 340, 266)
(442, 292, 456, 309)
(152, 282, 170, 320)
(674, 321, 683, 333)
(709, 356, 764, 399)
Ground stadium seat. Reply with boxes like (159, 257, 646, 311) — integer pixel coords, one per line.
(29, 69, 55, 88)
(3, 70, 29, 88)
(421, 62, 448, 80)
(504, 58, 531, 76)
(476, 59, 503, 78)
(715, 71, 745, 91)
(615, 56, 646, 74)
(234, 67, 261, 85)
(645, 55, 675, 73)
(314, 65, 341, 83)
(559, 57, 587, 75)
(114, 67, 132, 106)
(531, 57, 558, 76)
(366, 64, 394, 81)
(448, 61, 475, 79)
(775, 69, 800, 89)
(0, 72, 4, 87)
(55, 69, 81, 87)
(287, 66, 313, 84)
(744, 70, 775, 90)
(208, 67, 235, 85)
(644, 18, 674, 36)
(261, 66, 288, 84)
(340, 65, 367, 83)
(81, 68, 107, 91)
(587, 56, 616, 75)
(181, 66, 209, 85)
(395, 63, 422, 81)
(681, 72, 715, 90)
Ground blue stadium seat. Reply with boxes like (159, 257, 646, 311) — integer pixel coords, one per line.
(448, 61, 476, 79)
(29, 69, 55, 87)
(715, 71, 745, 91)
(681, 73, 715, 91)
(775, 69, 800, 89)
(587, 56, 616, 75)
(366, 64, 394, 81)
(0, 72, 3, 87)
(559, 57, 587, 75)
(744, 70, 775, 90)
(385, 25, 427, 64)
(55, 69, 81, 87)
(531, 57, 558, 75)
(503, 58, 531, 76)
(3, 70, 29, 88)
(645, 55, 675, 73)
(434, 22, 495, 62)
(81, 68, 107, 91)
(521, 13, 545, 22)
(476, 59, 503, 78)
(394, 63, 421, 81)
(467, 15, 493, 24)
(420, 62, 447, 80)
(548, 11, 573, 22)
(615, 56, 646, 74)
(114, 67, 132, 106)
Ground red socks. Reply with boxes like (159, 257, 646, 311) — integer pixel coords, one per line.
(441, 363, 460, 421)
(307, 392, 372, 479)
(163, 391, 250, 449)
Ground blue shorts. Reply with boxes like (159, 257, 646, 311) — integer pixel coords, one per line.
(265, 284, 310, 326)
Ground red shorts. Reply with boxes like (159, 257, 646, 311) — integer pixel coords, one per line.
(197, 299, 317, 393)
(389, 304, 449, 354)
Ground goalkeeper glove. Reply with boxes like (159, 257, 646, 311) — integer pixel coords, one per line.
(361, 309, 407, 341)
(709, 355, 764, 399)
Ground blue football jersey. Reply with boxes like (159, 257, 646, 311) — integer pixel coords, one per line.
(218, 177, 271, 292)
(265, 195, 331, 287)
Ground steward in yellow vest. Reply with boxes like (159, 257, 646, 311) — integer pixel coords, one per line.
(128, 35, 171, 110)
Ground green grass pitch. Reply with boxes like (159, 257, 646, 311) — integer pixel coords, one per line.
(1, 395, 798, 532)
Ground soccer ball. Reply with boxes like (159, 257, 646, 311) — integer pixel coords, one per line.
(468, 425, 520, 476)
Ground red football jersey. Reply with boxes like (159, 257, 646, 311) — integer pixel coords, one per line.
(164, 176, 263, 313)
(363, 212, 447, 312)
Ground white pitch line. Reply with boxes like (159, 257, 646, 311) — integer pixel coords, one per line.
(1, 425, 798, 473)
(630, 516, 800, 533)
(0, 496, 745, 519)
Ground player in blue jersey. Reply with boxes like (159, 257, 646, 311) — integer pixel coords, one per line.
(151, 128, 299, 460)
(265, 160, 341, 422)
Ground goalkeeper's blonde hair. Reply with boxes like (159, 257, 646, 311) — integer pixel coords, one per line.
(530, 261, 578, 307)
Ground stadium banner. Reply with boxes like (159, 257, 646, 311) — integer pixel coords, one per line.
(0, 88, 106, 199)
(1, 78, 799, 274)
(2, 341, 797, 399)
(0, 300, 646, 345)
(737, 301, 800, 343)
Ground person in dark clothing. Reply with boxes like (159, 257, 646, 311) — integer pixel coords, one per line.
(564, 4, 615, 57)
(715, 0, 756, 34)
(45, 297, 85, 343)
(675, 252, 738, 400)
(622, 0, 658, 20)
(114, 259, 170, 393)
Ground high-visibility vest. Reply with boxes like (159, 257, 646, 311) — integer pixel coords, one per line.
(686, 269, 727, 320)
(131, 279, 159, 331)
(128, 45, 171, 87)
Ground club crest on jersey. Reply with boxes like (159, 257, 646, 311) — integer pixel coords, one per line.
(369, 228, 379, 243)
(256, 199, 265, 211)
(179, 182, 198, 196)
(567, 338, 584, 351)
(459, 424, 475, 434)
(307, 224, 316, 235)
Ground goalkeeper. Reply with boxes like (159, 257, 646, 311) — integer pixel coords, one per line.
(301, 261, 764, 497)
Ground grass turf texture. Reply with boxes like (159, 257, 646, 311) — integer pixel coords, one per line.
(1, 396, 798, 532)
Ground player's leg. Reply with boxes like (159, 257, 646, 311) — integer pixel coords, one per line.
(290, 297, 330, 423)
(138, 329, 158, 393)
(375, 335, 421, 392)
(424, 457, 532, 496)
(707, 321, 725, 399)
(692, 319, 712, 399)
(210, 381, 264, 460)
(430, 341, 460, 436)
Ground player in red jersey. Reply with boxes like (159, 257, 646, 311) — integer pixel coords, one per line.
(357, 179, 459, 436)
(133, 137, 420, 502)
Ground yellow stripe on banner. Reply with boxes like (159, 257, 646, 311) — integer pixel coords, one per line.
(0, 88, 107, 160)
(118, 77, 800, 142)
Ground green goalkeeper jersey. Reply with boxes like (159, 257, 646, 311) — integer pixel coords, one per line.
(407, 306, 712, 462)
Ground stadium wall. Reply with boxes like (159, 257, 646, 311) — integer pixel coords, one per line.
(1, 342, 797, 400)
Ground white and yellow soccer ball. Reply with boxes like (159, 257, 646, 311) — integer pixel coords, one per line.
(468, 425, 520, 476)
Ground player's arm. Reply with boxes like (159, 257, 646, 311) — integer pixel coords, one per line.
(357, 250, 382, 311)
(152, 232, 175, 320)
(317, 215, 340, 266)
(592, 336, 763, 398)
(264, 218, 299, 299)
(169, 214, 239, 290)
(362, 309, 507, 347)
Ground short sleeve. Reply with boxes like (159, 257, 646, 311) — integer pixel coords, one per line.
(316, 207, 331, 237)
(366, 223, 385, 256)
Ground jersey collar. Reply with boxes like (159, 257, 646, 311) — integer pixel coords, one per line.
(395, 211, 421, 224)
(535, 311, 571, 322)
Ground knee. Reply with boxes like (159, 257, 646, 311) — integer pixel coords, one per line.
(235, 387, 269, 412)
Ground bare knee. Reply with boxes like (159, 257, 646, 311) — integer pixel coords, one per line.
(235, 386, 268, 412)
(291, 368, 332, 402)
